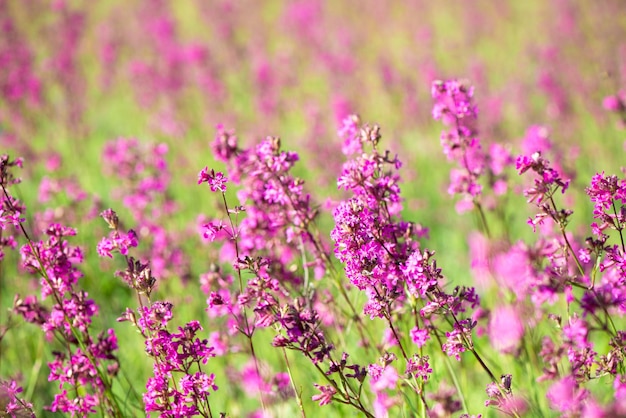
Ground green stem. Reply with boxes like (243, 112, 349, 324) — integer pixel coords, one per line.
(25, 333, 45, 401)
(433, 331, 468, 414)
(281, 348, 307, 418)
(220, 191, 267, 412)
(475, 201, 491, 239)
(3, 187, 124, 416)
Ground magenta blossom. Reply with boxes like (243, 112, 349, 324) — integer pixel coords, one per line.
(198, 167, 228, 192)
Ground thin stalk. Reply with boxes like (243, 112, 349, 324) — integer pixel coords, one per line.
(25, 333, 45, 401)
(326, 265, 377, 355)
(547, 195, 584, 276)
(385, 311, 409, 362)
(3, 184, 123, 416)
(448, 309, 498, 384)
(545, 194, 618, 336)
(220, 190, 267, 412)
(298, 235, 312, 304)
(309, 359, 375, 418)
(611, 202, 625, 252)
(433, 331, 469, 414)
(247, 334, 268, 411)
(475, 201, 491, 239)
(281, 348, 307, 418)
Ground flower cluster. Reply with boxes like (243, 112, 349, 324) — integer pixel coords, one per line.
(516, 157, 626, 414)
(432, 80, 485, 213)
(199, 126, 390, 415)
(333, 116, 479, 326)
(102, 137, 189, 281)
(332, 117, 417, 315)
(4, 1, 626, 416)
(0, 380, 35, 417)
(332, 115, 487, 416)
(272, 302, 334, 365)
(586, 172, 626, 237)
(97, 208, 139, 258)
(100, 209, 218, 417)
(13, 218, 121, 415)
(516, 151, 571, 232)
(212, 129, 324, 286)
(198, 167, 228, 192)
(484, 375, 527, 416)
(0, 154, 24, 261)
(432, 80, 513, 216)
(121, 307, 218, 416)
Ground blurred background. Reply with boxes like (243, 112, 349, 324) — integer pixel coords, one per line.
(1, 0, 626, 415)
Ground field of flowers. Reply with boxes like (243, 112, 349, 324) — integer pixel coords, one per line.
(2, 0, 626, 417)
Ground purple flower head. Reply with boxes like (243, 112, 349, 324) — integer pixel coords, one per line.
(586, 173, 626, 233)
(97, 228, 138, 258)
(0, 380, 34, 417)
(212, 124, 239, 162)
(198, 167, 228, 192)
(406, 354, 432, 381)
(201, 221, 225, 242)
(100, 208, 119, 230)
(410, 326, 430, 348)
(516, 151, 570, 206)
(562, 315, 591, 350)
(431, 80, 477, 127)
(603, 93, 625, 113)
(369, 364, 399, 392)
(488, 306, 524, 354)
(0, 159, 27, 249)
(138, 301, 174, 333)
(312, 384, 336, 406)
(19, 224, 83, 299)
(442, 319, 475, 361)
(546, 375, 589, 414)
(13, 219, 120, 414)
(338, 114, 362, 155)
(431, 80, 492, 213)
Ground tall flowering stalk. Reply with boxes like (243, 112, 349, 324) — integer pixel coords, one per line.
(331, 116, 511, 417)
(0, 155, 24, 261)
(209, 127, 327, 296)
(2, 156, 123, 416)
(199, 129, 377, 417)
(102, 138, 189, 282)
(431, 80, 514, 236)
(432, 80, 486, 215)
(516, 152, 626, 415)
(99, 209, 219, 417)
(0, 380, 35, 417)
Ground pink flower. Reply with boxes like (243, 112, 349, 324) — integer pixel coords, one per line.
(603, 95, 624, 112)
(369, 365, 398, 392)
(488, 306, 524, 354)
(406, 355, 432, 381)
(546, 376, 588, 413)
(198, 167, 228, 192)
(312, 384, 336, 406)
(202, 221, 224, 242)
(410, 327, 430, 348)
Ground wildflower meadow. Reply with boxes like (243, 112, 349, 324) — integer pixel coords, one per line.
(2, 1, 626, 417)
